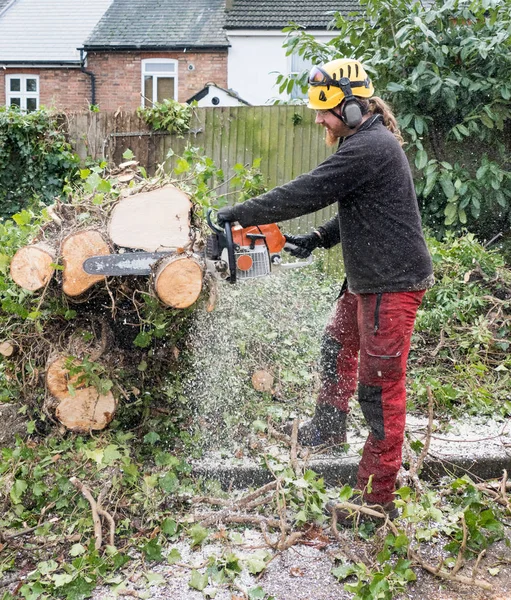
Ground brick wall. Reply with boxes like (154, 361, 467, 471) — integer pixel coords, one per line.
(0, 50, 228, 112)
(86, 50, 228, 111)
(0, 67, 91, 111)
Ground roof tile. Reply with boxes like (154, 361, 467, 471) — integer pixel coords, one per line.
(85, 0, 229, 48)
(225, 0, 360, 29)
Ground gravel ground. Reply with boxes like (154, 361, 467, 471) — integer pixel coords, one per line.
(90, 527, 511, 600)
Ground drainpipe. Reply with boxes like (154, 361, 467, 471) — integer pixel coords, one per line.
(80, 49, 96, 106)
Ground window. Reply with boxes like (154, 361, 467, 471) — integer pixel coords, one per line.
(289, 53, 313, 100)
(141, 59, 178, 106)
(6, 75, 39, 111)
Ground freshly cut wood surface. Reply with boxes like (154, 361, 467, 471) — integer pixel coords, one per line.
(154, 255, 203, 308)
(46, 356, 86, 400)
(108, 185, 192, 251)
(0, 341, 14, 357)
(10, 243, 56, 291)
(55, 387, 117, 432)
(62, 230, 109, 297)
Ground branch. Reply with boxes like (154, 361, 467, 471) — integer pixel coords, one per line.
(69, 477, 102, 550)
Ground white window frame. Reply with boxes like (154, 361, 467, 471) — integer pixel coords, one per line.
(288, 54, 313, 100)
(6, 74, 40, 111)
(141, 59, 178, 107)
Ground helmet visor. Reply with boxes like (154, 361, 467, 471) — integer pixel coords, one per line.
(308, 66, 339, 87)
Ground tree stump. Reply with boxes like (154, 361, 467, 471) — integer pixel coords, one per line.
(46, 356, 116, 432)
(153, 255, 204, 308)
(10, 243, 56, 291)
(62, 230, 110, 297)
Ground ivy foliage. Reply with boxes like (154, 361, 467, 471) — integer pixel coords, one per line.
(137, 98, 192, 135)
(277, 0, 511, 238)
(0, 107, 80, 220)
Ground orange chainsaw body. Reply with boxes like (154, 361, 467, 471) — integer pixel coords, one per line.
(231, 223, 286, 253)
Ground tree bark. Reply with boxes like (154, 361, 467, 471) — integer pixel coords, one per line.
(9, 242, 56, 291)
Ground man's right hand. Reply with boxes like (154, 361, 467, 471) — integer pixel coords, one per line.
(284, 232, 322, 259)
(217, 206, 237, 228)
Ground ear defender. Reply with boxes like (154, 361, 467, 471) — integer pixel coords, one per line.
(339, 77, 363, 128)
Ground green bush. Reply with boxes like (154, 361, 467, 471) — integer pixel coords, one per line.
(0, 107, 80, 219)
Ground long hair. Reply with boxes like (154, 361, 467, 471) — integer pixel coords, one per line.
(359, 97, 404, 146)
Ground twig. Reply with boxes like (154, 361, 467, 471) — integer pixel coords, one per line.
(97, 507, 116, 548)
(329, 502, 400, 536)
(69, 477, 102, 550)
(452, 513, 467, 575)
(472, 549, 486, 582)
(409, 549, 492, 591)
(290, 418, 299, 474)
(415, 386, 435, 475)
(197, 512, 281, 529)
(267, 420, 291, 444)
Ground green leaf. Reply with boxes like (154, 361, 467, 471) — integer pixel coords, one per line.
(159, 470, 179, 493)
(415, 150, 428, 170)
(189, 569, 209, 591)
(167, 547, 182, 564)
(69, 544, 86, 556)
(142, 538, 164, 562)
(248, 587, 266, 599)
(123, 149, 135, 160)
(162, 518, 178, 536)
(143, 432, 160, 445)
(189, 523, 208, 548)
(10, 478, 28, 503)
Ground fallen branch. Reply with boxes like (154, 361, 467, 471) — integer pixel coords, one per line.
(409, 549, 492, 591)
(452, 513, 467, 575)
(69, 477, 102, 550)
(97, 507, 116, 548)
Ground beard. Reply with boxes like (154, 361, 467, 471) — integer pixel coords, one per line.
(325, 128, 340, 147)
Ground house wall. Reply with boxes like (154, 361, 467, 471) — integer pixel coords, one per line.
(0, 67, 91, 111)
(227, 30, 333, 105)
(86, 50, 228, 111)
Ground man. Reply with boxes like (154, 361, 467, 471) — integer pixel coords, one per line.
(217, 58, 434, 517)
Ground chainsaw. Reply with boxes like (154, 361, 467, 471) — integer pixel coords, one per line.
(83, 209, 310, 283)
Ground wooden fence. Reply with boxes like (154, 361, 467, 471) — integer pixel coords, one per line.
(67, 106, 344, 276)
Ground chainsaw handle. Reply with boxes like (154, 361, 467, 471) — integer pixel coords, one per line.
(206, 208, 224, 234)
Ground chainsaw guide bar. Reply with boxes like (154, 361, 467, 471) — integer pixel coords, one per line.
(83, 252, 174, 276)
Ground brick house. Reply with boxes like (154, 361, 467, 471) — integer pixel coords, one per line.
(0, 0, 355, 111)
(0, 0, 113, 111)
(82, 0, 230, 111)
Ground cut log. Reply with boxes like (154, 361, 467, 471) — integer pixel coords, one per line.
(0, 341, 15, 357)
(62, 230, 110, 297)
(251, 370, 274, 393)
(108, 185, 192, 251)
(55, 387, 117, 432)
(10, 243, 56, 291)
(153, 255, 203, 308)
(46, 357, 87, 400)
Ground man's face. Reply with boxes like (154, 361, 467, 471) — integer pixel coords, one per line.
(315, 106, 354, 146)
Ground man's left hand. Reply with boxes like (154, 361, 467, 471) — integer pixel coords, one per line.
(217, 206, 237, 227)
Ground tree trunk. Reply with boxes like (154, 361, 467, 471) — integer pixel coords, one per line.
(153, 255, 204, 308)
(108, 185, 192, 251)
(9, 242, 56, 291)
(62, 230, 110, 297)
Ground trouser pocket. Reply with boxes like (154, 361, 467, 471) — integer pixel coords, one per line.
(358, 383, 385, 440)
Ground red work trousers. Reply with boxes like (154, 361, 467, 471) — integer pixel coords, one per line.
(317, 287, 425, 504)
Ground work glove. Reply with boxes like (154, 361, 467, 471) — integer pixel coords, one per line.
(284, 231, 323, 259)
(217, 206, 238, 228)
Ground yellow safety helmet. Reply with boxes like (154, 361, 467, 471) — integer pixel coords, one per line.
(307, 58, 374, 110)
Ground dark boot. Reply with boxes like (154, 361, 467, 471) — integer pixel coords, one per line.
(285, 404, 347, 447)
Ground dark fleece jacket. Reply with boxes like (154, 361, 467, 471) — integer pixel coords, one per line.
(228, 115, 433, 294)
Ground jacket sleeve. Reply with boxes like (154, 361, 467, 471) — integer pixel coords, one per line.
(229, 149, 361, 227)
(317, 215, 341, 248)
